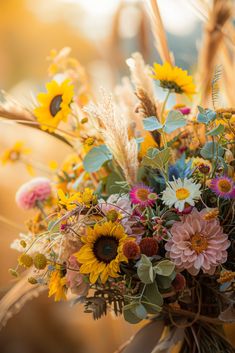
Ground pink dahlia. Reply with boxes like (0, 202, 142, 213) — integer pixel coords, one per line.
(165, 209, 230, 275)
(16, 177, 52, 210)
(210, 176, 235, 199)
(130, 184, 157, 207)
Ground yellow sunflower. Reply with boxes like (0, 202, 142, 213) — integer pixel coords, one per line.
(151, 62, 196, 98)
(57, 188, 96, 210)
(34, 79, 74, 132)
(75, 222, 129, 284)
(48, 269, 67, 301)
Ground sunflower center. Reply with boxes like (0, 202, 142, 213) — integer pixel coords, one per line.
(191, 233, 208, 254)
(160, 80, 183, 94)
(93, 236, 118, 263)
(176, 188, 190, 200)
(50, 95, 63, 117)
(217, 179, 232, 193)
(136, 188, 149, 201)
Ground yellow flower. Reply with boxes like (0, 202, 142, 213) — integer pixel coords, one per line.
(57, 188, 96, 210)
(34, 79, 74, 132)
(1, 141, 34, 175)
(57, 189, 81, 210)
(75, 222, 129, 284)
(1, 141, 31, 164)
(139, 132, 158, 158)
(152, 62, 196, 98)
(48, 270, 67, 302)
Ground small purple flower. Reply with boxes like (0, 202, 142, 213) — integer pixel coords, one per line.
(210, 176, 235, 199)
(178, 107, 191, 115)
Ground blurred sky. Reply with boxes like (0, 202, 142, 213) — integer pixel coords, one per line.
(0, 0, 203, 93)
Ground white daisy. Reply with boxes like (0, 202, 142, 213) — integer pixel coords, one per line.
(162, 178, 201, 212)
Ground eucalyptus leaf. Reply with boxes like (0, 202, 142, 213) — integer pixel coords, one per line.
(137, 255, 155, 284)
(163, 110, 186, 133)
(83, 144, 112, 172)
(154, 260, 175, 276)
(142, 282, 163, 314)
(200, 141, 224, 160)
(156, 272, 176, 290)
(197, 107, 216, 125)
(123, 304, 143, 324)
(132, 303, 148, 320)
(142, 148, 170, 170)
(143, 116, 163, 131)
(206, 124, 225, 136)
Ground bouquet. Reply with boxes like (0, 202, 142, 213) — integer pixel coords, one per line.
(1, 2, 235, 352)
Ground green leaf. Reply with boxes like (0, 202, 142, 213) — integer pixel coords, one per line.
(197, 107, 216, 125)
(163, 110, 186, 133)
(200, 141, 224, 160)
(143, 116, 163, 131)
(123, 304, 143, 324)
(137, 255, 155, 284)
(106, 172, 123, 195)
(154, 260, 175, 277)
(142, 148, 170, 170)
(131, 303, 148, 320)
(142, 282, 163, 314)
(48, 220, 59, 232)
(206, 124, 225, 136)
(83, 145, 112, 172)
(156, 272, 176, 290)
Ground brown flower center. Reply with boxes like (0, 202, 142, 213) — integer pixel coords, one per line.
(217, 180, 232, 193)
(191, 233, 208, 254)
(136, 188, 149, 201)
(93, 236, 118, 263)
(176, 187, 190, 200)
(160, 80, 183, 94)
(50, 95, 63, 117)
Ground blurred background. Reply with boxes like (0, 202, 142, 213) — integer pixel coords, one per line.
(0, 1, 233, 352)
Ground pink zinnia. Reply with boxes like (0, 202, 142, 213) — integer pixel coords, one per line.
(210, 176, 235, 199)
(130, 184, 157, 207)
(165, 209, 230, 275)
(15, 177, 52, 210)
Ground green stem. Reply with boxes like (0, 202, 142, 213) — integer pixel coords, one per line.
(160, 90, 171, 149)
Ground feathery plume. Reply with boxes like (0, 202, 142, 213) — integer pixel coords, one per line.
(85, 89, 139, 185)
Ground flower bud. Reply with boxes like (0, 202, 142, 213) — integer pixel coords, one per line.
(33, 253, 47, 270)
(139, 238, 158, 257)
(18, 254, 33, 268)
(123, 241, 140, 260)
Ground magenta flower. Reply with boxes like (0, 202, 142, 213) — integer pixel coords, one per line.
(165, 209, 230, 275)
(210, 176, 235, 199)
(15, 177, 52, 210)
(178, 107, 191, 115)
(130, 184, 156, 207)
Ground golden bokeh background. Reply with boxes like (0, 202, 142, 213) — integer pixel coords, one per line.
(0, 1, 234, 352)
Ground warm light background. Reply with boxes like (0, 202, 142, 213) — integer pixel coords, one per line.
(0, 1, 234, 352)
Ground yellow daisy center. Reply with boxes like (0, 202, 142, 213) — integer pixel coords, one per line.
(136, 188, 149, 201)
(217, 179, 232, 193)
(176, 187, 190, 200)
(191, 233, 208, 254)
(50, 95, 63, 117)
(93, 236, 118, 263)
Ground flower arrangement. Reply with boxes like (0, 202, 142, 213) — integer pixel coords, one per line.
(1, 4, 235, 353)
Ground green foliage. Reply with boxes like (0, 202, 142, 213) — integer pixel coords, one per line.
(83, 144, 112, 172)
(142, 148, 170, 170)
(137, 255, 154, 284)
(164, 110, 186, 133)
(143, 116, 163, 131)
(206, 124, 225, 136)
(154, 260, 175, 276)
(143, 111, 186, 134)
(197, 106, 217, 124)
(200, 141, 224, 160)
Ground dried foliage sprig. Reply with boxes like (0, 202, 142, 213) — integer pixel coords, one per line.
(147, 0, 173, 65)
(85, 89, 139, 185)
